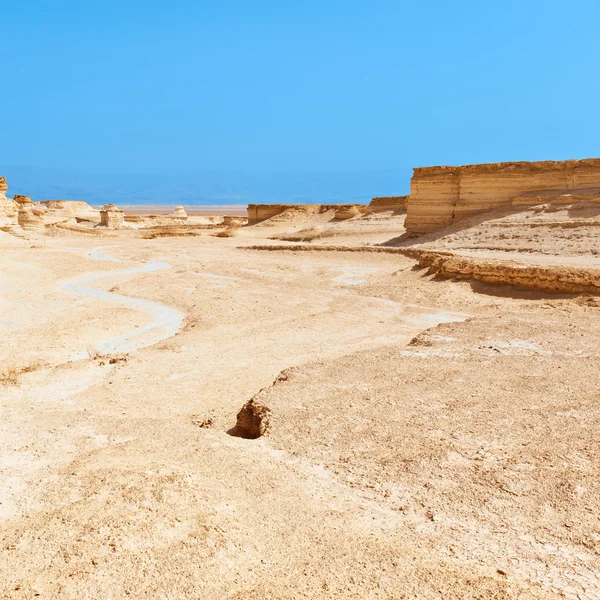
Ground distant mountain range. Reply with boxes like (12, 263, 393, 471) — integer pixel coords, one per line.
(0, 166, 411, 206)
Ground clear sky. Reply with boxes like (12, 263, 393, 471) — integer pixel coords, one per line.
(2, 0, 600, 195)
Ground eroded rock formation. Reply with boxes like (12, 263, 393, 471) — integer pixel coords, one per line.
(170, 206, 188, 220)
(367, 196, 407, 213)
(403, 248, 600, 295)
(334, 205, 363, 219)
(99, 204, 124, 229)
(0, 177, 19, 232)
(247, 204, 292, 225)
(13, 195, 33, 207)
(222, 216, 248, 226)
(406, 159, 600, 235)
(15, 196, 45, 229)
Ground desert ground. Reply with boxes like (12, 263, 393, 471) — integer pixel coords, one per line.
(1, 202, 600, 599)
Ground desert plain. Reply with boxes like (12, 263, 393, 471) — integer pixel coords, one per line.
(2, 167, 600, 599)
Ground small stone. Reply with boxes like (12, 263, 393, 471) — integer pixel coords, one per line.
(192, 413, 214, 429)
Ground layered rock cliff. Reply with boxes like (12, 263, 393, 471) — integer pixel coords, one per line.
(405, 159, 600, 235)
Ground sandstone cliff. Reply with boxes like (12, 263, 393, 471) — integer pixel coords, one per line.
(405, 158, 600, 235)
(367, 196, 407, 213)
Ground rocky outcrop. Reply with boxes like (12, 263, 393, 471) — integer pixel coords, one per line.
(222, 215, 248, 226)
(406, 159, 600, 235)
(232, 399, 271, 439)
(403, 249, 600, 294)
(99, 204, 124, 229)
(13, 195, 33, 207)
(247, 204, 292, 225)
(334, 205, 363, 219)
(0, 177, 19, 232)
(170, 206, 188, 220)
(16, 196, 45, 229)
(244, 243, 600, 295)
(367, 196, 408, 213)
(247, 204, 366, 225)
(37, 200, 100, 224)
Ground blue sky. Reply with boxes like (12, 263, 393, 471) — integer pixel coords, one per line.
(1, 0, 599, 200)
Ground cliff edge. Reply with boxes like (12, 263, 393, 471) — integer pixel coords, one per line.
(405, 158, 600, 235)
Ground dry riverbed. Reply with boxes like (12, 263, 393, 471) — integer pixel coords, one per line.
(1, 231, 599, 599)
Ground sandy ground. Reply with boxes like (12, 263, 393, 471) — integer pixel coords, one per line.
(1, 212, 600, 598)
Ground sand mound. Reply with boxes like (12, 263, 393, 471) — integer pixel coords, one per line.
(271, 212, 407, 246)
(250, 206, 337, 230)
